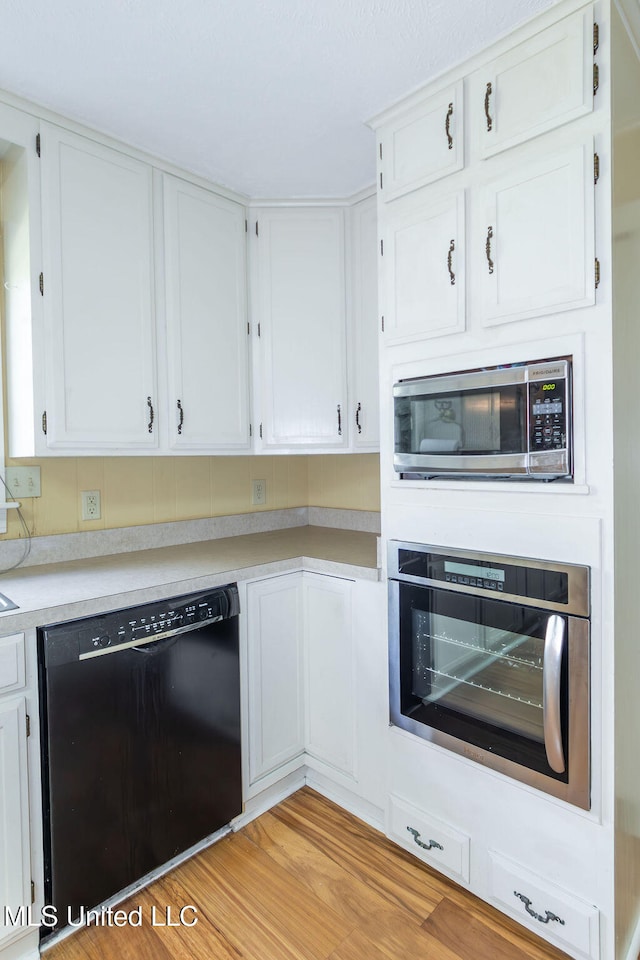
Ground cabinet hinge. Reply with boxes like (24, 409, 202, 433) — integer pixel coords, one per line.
(31, 881, 35, 905)
(593, 22, 599, 56)
(380, 171, 383, 190)
(42, 411, 47, 435)
(39, 272, 44, 296)
(593, 63, 599, 97)
(26, 714, 31, 738)
(594, 153, 600, 185)
(380, 239, 384, 256)
(595, 257, 601, 289)
(381, 315, 385, 332)
(255, 220, 259, 237)
(36, 133, 41, 158)
(259, 423, 263, 439)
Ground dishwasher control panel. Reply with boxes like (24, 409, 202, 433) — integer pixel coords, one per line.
(39, 585, 240, 666)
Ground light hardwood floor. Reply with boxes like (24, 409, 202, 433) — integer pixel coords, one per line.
(44, 787, 569, 960)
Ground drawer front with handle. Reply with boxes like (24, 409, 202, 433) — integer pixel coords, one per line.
(488, 851, 600, 959)
(388, 794, 470, 884)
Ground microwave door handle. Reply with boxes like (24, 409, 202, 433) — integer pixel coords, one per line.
(543, 614, 566, 774)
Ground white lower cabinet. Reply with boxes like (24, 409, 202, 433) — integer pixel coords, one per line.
(0, 696, 31, 947)
(488, 851, 600, 960)
(303, 573, 355, 778)
(245, 572, 387, 808)
(246, 574, 305, 786)
(387, 794, 470, 885)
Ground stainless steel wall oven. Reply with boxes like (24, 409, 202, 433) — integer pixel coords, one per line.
(388, 543, 590, 809)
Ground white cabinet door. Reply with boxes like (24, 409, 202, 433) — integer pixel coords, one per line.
(476, 9, 594, 159)
(303, 574, 355, 778)
(0, 698, 30, 944)
(349, 195, 379, 449)
(479, 140, 595, 326)
(40, 123, 157, 450)
(254, 207, 348, 449)
(383, 191, 465, 343)
(379, 81, 463, 201)
(246, 575, 304, 784)
(163, 176, 250, 451)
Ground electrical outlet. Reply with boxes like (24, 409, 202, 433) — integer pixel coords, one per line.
(251, 479, 267, 506)
(81, 490, 101, 521)
(4, 466, 41, 498)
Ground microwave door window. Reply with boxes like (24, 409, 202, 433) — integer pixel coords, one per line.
(395, 384, 527, 456)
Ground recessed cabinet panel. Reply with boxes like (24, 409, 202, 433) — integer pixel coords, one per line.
(304, 574, 355, 777)
(350, 195, 380, 449)
(0, 698, 30, 944)
(478, 10, 593, 159)
(489, 851, 600, 959)
(164, 176, 250, 450)
(41, 123, 157, 449)
(384, 191, 465, 343)
(255, 208, 348, 448)
(480, 141, 594, 325)
(380, 82, 463, 201)
(247, 576, 304, 783)
(388, 794, 470, 884)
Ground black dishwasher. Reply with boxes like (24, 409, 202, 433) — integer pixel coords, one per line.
(38, 584, 242, 934)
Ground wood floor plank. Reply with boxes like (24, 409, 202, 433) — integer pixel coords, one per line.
(270, 787, 448, 919)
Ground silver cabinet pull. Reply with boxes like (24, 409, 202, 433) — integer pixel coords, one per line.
(484, 82, 493, 131)
(514, 891, 565, 926)
(486, 226, 494, 275)
(543, 614, 566, 773)
(445, 102, 454, 150)
(407, 826, 443, 852)
(447, 239, 456, 285)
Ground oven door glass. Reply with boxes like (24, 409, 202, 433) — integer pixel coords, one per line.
(394, 383, 526, 457)
(397, 583, 568, 781)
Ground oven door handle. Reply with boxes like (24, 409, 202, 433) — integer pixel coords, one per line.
(543, 614, 566, 774)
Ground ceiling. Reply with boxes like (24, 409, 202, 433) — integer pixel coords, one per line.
(1, 0, 555, 199)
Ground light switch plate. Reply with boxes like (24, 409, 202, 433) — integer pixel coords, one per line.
(4, 466, 41, 498)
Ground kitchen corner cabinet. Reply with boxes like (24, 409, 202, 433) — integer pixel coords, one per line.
(163, 175, 250, 451)
(252, 207, 349, 450)
(0, 697, 31, 946)
(40, 122, 158, 451)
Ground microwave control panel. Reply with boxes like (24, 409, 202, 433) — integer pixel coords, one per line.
(528, 378, 567, 451)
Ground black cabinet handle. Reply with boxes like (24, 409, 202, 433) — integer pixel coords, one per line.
(445, 102, 454, 150)
(447, 239, 456, 286)
(486, 226, 494, 275)
(177, 399, 184, 435)
(337, 404, 342, 436)
(355, 402, 362, 435)
(407, 826, 443, 852)
(514, 892, 565, 926)
(147, 397, 154, 434)
(485, 82, 493, 131)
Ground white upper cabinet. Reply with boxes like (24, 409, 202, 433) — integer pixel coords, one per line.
(40, 123, 158, 450)
(479, 139, 595, 325)
(475, 10, 594, 160)
(383, 190, 465, 343)
(253, 207, 348, 450)
(378, 82, 464, 202)
(163, 175, 250, 451)
(349, 195, 380, 448)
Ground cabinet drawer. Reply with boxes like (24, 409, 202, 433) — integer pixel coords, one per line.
(0, 634, 25, 693)
(488, 851, 599, 960)
(388, 795, 470, 884)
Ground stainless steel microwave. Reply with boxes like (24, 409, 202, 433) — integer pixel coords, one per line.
(393, 358, 572, 480)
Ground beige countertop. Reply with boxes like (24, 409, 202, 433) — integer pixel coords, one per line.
(0, 525, 380, 632)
